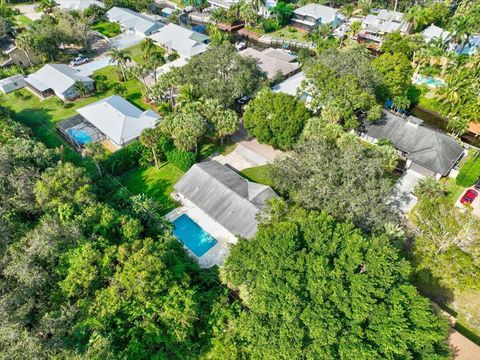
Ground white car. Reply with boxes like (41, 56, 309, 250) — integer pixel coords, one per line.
(70, 55, 89, 67)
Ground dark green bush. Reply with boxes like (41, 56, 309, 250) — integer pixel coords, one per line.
(166, 149, 196, 171)
(101, 142, 143, 176)
(261, 19, 280, 33)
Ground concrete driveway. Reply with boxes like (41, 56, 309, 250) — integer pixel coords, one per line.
(14, 4, 43, 21)
(392, 169, 425, 213)
(75, 56, 114, 73)
(211, 144, 271, 171)
(455, 187, 480, 217)
(109, 33, 145, 50)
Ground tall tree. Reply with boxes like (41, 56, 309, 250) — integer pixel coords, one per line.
(139, 128, 160, 169)
(108, 48, 132, 82)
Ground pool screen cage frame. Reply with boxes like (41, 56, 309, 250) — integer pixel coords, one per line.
(57, 114, 105, 151)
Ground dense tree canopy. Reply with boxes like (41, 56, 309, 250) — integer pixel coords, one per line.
(213, 205, 451, 359)
(178, 44, 266, 107)
(270, 131, 398, 231)
(243, 89, 310, 150)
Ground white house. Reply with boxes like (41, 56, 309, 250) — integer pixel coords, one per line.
(149, 23, 209, 59)
(55, 0, 104, 11)
(25, 64, 94, 100)
(291, 4, 344, 32)
(421, 24, 450, 43)
(75, 95, 159, 148)
(0, 74, 26, 94)
(107, 7, 162, 36)
(360, 9, 411, 43)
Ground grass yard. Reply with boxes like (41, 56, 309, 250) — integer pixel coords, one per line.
(456, 150, 480, 187)
(14, 14, 33, 27)
(198, 141, 236, 160)
(268, 27, 310, 42)
(240, 165, 273, 187)
(119, 164, 184, 214)
(124, 43, 166, 66)
(91, 21, 122, 38)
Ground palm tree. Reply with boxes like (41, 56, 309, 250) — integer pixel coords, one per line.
(139, 128, 160, 169)
(84, 142, 105, 176)
(141, 38, 156, 60)
(15, 32, 34, 67)
(340, 4, 355, 20)
(414, 178, 445, 198)
(74, 81, 89, 99)
(348, 21, 362, 38)
(404, 5, 427, 32)
(108, 48, 131, 82)
(145, 52, 164, 84)
(128, 65, 148, 96)
(38, 0, 57, 14)
(113, 83, 127, 96)
(175, 84, 199, 110)
(451, 16, 471, 53)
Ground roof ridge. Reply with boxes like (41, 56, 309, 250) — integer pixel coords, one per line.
(195, 163, 265, 211)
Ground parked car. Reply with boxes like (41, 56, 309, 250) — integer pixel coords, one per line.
(460, 189, 478, 205)
(475, 179, 480, 190)
(70, 55, 89, 66)
(235, 41, 247, 51)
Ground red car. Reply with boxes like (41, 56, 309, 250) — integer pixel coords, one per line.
(460, 189, 478, 205)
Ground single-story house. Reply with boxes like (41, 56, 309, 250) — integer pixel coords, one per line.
(0, 74, 26, 94)
(359, 9, 411, 43)
(75, 95, 159, 148)
(174, 160, 278, 239)
(359, 110, 465, 179)
(149, 23, 209, 59)
(25, 64, 94, 100)
(107, 7, 162, 36)
(55, 0, 104, 11)
(421, 24, 450, 43)
(291, 4, 344, 32)
(239, 47, 300, 80)
(272, 71, 311, 103)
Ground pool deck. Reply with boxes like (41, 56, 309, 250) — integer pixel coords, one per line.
(165, 194, 238, 268)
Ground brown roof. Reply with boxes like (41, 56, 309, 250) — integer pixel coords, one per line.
(468, 122, 480, 135)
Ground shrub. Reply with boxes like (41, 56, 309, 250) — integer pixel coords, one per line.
(101, 142, 144, 176)
(166, 149, 196, 171)
(261, 19, 280, 33)
(456, 152, 480, 187)
(167, 52, 179, 62)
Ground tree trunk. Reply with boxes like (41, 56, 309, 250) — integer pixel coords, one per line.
(120, 63, 127, 82)
(151, 146, 159, 168)
(95, 162, 102, 177)
(23, 49, 33, 67)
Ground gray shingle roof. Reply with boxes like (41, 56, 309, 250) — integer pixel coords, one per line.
(362, 111, 464, 176)
(174, 161, 278, 238)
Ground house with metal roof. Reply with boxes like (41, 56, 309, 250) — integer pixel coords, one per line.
(239, 47, 300, 80)
(25, 64, 94, 100)
(174, 161, 278, 239)
(0, 75, 26, 94)
(291, 4, 344, 32)
(107, 7, 162, 36)
(75, 95, 159, 148)
(149, 23, 209, 59)
(359, 10, 411, 43)
(359, 110, 465, 179)
(272, 71, 311, 103)
(55, 0, 104, 11)
(421, 24, 450, 43)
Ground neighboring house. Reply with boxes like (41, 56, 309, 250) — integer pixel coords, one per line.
(456, 35, 480, 55)
(0, 74, 26, 94)
(359, 110, 465, 179)
(207, 0, 276, 15)
(421, 24, 450, 43)
(76, 95, 159, 148)
(272, 71, 311, 102)
(1, 36, 39, 68)
(55, 0, 104, 11)
(291, 4, 344, 32)
(239, 47, 300, 80)
(359, 9, 411, 43)
(25, 64, 94, 100)
(149, 23, 209, 59)
(174, 160, 278, 239)
(107, 7, 162, 36)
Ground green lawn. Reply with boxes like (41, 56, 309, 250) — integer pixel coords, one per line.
(268, 27, 310, 42)
(240, 165, 273, 186)
(119, 164, 184, 214)
(14, 14, 33, 27)
(91, 21, 122, 38)
(456, 150, 480, 187)
(124, 43, 166, 66)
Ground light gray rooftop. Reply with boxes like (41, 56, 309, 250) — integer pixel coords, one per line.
(107, 6, 160, 35)
(293, 4, 343, 23)
(149, 23, 209, 58)
(239, 47, 300, 79)
(174, 161, 278, 238)
(25, 64, 93, 94)
(421, 24, 450, 42)
(55, 0, 104, 11)
(362, 111, 464, 176)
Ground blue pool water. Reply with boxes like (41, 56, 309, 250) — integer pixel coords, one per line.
(172, 214, 217, 257)
(415, 75, 446, 88)
(67, 128, 93, 145)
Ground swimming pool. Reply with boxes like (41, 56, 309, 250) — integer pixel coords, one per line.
(415, 75, 446, 88)
(172, 214, 217, 257)
(67, 128, 93, 145)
